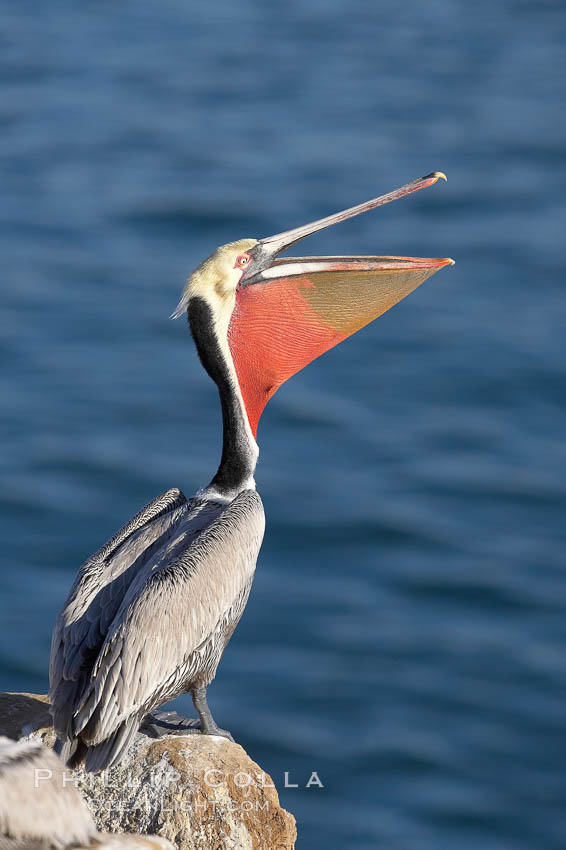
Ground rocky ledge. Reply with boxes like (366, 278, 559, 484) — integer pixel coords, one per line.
(0, 693, 296, 850)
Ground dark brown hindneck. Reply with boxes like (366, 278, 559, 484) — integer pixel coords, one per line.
(188, 296, 258, 500)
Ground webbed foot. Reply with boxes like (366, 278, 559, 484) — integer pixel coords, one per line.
(141, 709, 234, 743)
(141, 710, 200, 738)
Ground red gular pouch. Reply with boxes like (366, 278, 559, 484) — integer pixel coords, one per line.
(228, 255, 453, 437)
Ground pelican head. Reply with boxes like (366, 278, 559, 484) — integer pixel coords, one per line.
(174, 172, 454, 439)
(172, 238, 259, 316)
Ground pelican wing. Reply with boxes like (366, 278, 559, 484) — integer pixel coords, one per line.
(49, 487, 187, 740)
(70, 489, 264, 769)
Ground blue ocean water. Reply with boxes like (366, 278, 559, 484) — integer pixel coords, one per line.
(1, 1, 565, 847)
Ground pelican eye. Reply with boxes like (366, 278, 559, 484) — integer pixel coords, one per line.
(236, 255, 249, 268)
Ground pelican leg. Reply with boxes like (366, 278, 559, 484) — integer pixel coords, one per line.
(192, 686, 235, 742)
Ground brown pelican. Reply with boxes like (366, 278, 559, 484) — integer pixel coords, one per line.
(0, 736, 96, 849)
(49, 173, 453, 772)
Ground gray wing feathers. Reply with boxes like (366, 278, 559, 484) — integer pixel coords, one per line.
(80, 720, 139, 775)
(73, 490, 264, 758)
(49, 488, 187, 740)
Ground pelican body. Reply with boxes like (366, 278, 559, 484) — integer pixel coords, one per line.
(49, 173, 453, 772)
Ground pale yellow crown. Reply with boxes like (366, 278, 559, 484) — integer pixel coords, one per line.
(171, 238, 258, 319)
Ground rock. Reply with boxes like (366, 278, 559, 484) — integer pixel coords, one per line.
(0, 694, 297, 850)
(93, 836, 174, 850)
(0, 692, 52, 739)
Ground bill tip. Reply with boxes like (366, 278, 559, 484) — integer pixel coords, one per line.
(425, 170, 448, 183)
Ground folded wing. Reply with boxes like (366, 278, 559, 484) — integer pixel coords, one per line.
(52, 490, 264, 772)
